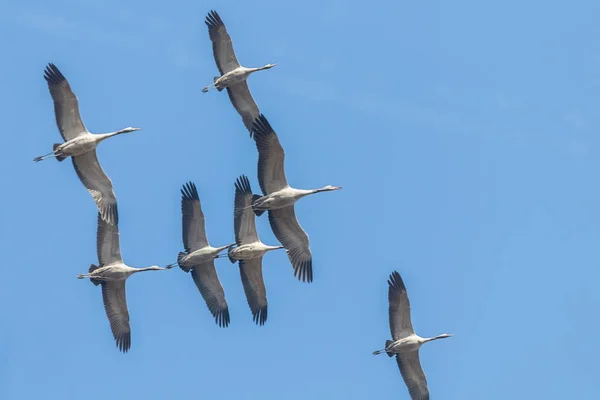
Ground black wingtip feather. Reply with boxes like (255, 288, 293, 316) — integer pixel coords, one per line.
(388, 271, 406, 292)
(43, 63, 66, 85)
(253, 306, 268, 326)
(181, 181, 199, 202)
(234, 175, 253, 196)
(205, 10, 224, 28)
(250, 114, 274, 140)
(216, 307, 230, 328)
(293, 259, 313, 283)
(116, 332, 131, 353)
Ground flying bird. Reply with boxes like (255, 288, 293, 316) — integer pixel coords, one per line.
(250, 114, 341, 283)
(76, 213, 172, 353)
(170, 182, 233, 327)
(373, 271, 453, 400)
(35, 63, 141, 225)
(228, 175, 284, 325)
(203, 10, 277, 132)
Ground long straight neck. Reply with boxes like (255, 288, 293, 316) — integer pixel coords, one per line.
(251, 66, 269, 72)
(267, 245, 285, 251)
(214, 244, 233, 253)
(291, 188, 318, 199)
(308, 187, 333, 195)
(134, 266, 163, 273)
(96, 130, 127, 143)
(424, 334, 451, 343)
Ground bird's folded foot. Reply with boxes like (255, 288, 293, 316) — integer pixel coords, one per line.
(33, 152, 55, 162)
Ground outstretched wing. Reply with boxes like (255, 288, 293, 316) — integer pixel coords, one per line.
(43, 63, 87, 141)
(268, 206, 312, 283)
(388, 271, 414, 340)
(234, 175, 260, 245)
(96, 213, 122, 265)
(396, 351, 429, 400)
(101, 280, 131, 353)
(181, 182, 209, 252)
(226, 82, 259, 133)
(72, 150, 118, 226)
(251, 114, 289, 195)
(239, 258, 268, 325)
(205, 10, 240, 75)
(190, 261, 230, 327)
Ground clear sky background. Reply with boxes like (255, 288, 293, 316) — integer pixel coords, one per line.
(1, 0, 599, 399)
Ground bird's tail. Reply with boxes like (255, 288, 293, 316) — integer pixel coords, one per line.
(385, 340, 394, 357)
(202, 77, 221, 93)
(252, 195, 265, 217)
(227, 246, 237, 264)
(88, 264, 101, 286)
(53, 144, 66, 162)
(372, 340, 395, 357)
(177, 252, 191, 272)
(214, 76, 224, 92)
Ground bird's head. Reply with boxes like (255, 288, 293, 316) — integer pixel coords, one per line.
(119, 127, 142, 134)
(263, 63, 277, 69)
(322, 185, 342, 192)
(147, 265, 168, 271)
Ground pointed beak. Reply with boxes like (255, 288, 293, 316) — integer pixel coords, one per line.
(333, 186, 342, 190)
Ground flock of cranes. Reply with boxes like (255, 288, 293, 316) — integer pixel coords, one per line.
(33, 9, 451, 400)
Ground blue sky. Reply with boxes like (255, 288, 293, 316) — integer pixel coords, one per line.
(1, 0, 600, 398)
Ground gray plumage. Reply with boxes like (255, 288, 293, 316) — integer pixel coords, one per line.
(77, 213, 171, 353)
(175, 182, 231, 327)
(249, 114, 341, 283)
(36, 63, 141, 225)
(228, 175, 284, 325)
(373, 271, 454, 400)
(203, 10, 276, 133)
